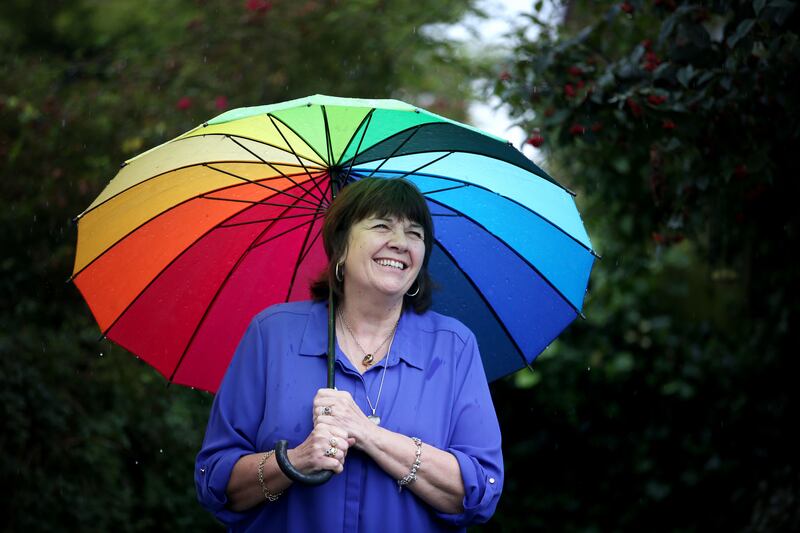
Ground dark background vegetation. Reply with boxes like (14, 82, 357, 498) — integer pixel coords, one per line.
(1, 0, 797, 531)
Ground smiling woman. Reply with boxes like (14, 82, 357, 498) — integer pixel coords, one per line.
(195, 178, 503, 532)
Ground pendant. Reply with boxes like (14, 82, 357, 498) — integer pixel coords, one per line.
(362, 354, 374, 366)
(368, 415, 381, 426)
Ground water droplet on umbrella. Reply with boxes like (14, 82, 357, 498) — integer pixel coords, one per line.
(99, 352, 104, 357)
(159, 449, 163, 454)
(587, 366, 591, 371)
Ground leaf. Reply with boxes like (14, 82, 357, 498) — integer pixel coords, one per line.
(753, 0, 767, 15)
(677, 65, 696, 88)
(765, 0, 796, 25)
(726, 18, 755, 49)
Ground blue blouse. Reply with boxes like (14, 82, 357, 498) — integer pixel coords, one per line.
(195, 300, 503, 532)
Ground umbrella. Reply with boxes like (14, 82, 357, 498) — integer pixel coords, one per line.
(72, 93, 595, 397)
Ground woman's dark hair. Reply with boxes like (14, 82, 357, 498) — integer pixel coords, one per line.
(310, 177, 434, 313)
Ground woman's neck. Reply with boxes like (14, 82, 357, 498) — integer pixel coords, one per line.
(338, 287, 403, 339)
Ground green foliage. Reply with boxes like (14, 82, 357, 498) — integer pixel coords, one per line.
(0, 0, 479, 530)
(490, 0, 799, 530)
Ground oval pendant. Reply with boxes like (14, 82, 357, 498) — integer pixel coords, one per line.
(362, 354, 374, 366)
(368, 415, 381, 426)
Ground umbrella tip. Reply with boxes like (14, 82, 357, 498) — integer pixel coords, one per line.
(566, 187, 577, 197)
(414, 108, 420, 113)
(202, 122, 208, 127)
(592, 250, 603, 260)
(579, 312, 587, 320)
(119, 161, 127, 168)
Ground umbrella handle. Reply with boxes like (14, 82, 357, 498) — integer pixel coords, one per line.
(274, 440, 334, 485)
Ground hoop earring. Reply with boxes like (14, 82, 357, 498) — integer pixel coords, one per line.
(335, 262, 343, 282)
(406, 281, 420, 297)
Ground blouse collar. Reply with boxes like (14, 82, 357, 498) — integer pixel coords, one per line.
(298, 300, 425, 371)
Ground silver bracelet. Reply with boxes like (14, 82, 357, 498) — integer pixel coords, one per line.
(257, 450, 283, 502)
(397, 437, 422, 491)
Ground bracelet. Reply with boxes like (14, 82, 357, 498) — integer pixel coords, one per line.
(397, 437, 422, 491)
(257, 450, 283, 502)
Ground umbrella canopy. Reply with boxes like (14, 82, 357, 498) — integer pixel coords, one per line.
(72, 94, 596, 393)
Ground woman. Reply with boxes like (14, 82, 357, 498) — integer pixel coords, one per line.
(196, 178, 503, 531)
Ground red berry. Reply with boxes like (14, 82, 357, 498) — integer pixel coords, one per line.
(662, 119, 676, 130)
(526, 134, 545, 147)
(215, 95, 228, 110)
(647, 94, 667, 105)
(568, 66, 583, 77)
(176, 97, 192, 110)
(564, 84, 576, 98)
(627, 98, 643, 117)
(569, 123, 586, 135)
(621, 1, 634, 14)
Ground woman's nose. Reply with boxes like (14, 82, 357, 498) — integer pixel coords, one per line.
(387, 227, 408, 249)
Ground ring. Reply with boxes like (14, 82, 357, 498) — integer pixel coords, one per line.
(324, 447, 337, 457)
(329, 437, 338, 448)
(322, 406, 332, 416)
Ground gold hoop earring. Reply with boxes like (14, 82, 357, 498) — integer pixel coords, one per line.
(335, 262, 343, 282)
(406, 281, 420, 297)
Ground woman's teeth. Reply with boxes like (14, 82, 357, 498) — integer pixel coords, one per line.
(376, 259, 405, 270)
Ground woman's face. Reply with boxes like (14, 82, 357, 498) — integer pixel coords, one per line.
(341, 215, 426, 302)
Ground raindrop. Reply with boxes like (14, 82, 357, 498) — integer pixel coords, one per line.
(99, 352, 104, 357)
(135, 460, 139, 465)
(587, 366, 591, 371)
(159, 449, 164, 454)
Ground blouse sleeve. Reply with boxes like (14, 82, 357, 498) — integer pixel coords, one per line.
(195, 318, 267, 526)
(434, 330, 504, 527)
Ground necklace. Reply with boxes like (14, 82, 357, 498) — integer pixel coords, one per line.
(363, 331, 395, 426)
(338, 308, 399, 367)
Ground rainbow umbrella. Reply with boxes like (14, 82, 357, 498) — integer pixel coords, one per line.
(72, 94, 596, 395)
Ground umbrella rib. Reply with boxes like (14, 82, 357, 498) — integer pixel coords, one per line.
(168, 193, 318, 384)
(321, 105, 333, 166)
(348, 121, 567, 193)
(266, 113, 330, 202)
(364, 126, 422, 178)
(360, 168, 597, 257)
(94, 182, 316, 341)
(75, 157, 320, 220)
(296, 220, 324, 265)
(200, 194, 321, 211)
(360, 151, 455, 182)
(426, 196, 588, 317)
(218, 212, 320, 229)
(341, 109, 375, 181)
(70, 172, 316, 281)
(225, 136, 324, 204)
(431, 241, 534, 373)
(203, 162, 321, 208)
(283, 210, 322, 302)
(250, 213, 325, 251)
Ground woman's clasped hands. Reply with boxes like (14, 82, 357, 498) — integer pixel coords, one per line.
(289, 388, 376, 475)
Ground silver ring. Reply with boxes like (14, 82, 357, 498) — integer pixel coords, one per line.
(322, 406, 332, 416)
(329, 437, 338, 448)
(324, 447, 337, 457)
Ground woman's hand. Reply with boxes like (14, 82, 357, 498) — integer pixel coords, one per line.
(287, 419, 353, 475)
(313, 388, 376, 450)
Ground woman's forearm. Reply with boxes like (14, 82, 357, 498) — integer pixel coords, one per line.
(226, 451, 294, 512)
(359, 426, 465, 514)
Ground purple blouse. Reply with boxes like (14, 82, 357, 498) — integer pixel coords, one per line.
(195, 300, 503, 532)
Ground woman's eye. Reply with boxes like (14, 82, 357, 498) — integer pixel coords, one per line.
(408, 231, 423, 239)
(372, 223, 389, 230)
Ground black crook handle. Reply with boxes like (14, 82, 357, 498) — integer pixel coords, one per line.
(274, 440, 334, 485)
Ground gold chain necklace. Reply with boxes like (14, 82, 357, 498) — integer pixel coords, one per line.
(338, 308, 399, 367)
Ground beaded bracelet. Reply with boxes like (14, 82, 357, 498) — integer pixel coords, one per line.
(397, 437, 422, 491)
(257, 450, 283, 502)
